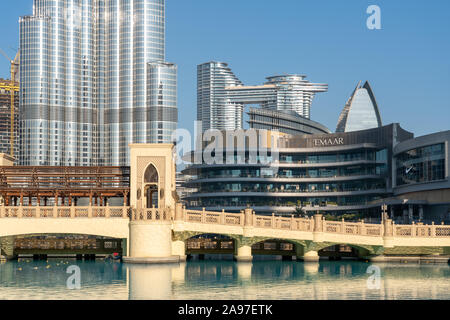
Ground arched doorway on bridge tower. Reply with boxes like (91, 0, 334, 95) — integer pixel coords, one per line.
(143, 164, 159, 209)
(130, 144, 177, 210)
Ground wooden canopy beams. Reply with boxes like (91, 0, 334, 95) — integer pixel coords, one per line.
(0, 166, 131, 206)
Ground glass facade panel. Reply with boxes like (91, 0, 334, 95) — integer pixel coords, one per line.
(396, 143, 446, 186)
(336, 81, 382, 133)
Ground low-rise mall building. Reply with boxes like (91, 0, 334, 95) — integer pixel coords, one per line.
(182, 125, 450, 223)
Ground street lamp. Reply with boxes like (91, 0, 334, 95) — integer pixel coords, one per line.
(381, 204, 388, 222)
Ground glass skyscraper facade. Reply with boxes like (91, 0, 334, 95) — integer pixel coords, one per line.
(147, 62, 178, 143)
(19, 0, 176, 166)
(336, 81, 382, 133)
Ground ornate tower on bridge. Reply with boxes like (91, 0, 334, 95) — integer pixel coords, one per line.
(129, 144, 177, 211)
(125, 144, 179, 263)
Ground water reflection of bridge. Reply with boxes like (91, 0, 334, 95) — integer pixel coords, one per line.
(0, 260, 449, 299)
(186, 236, 297, 258)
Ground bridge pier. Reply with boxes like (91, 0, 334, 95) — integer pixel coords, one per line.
(0, 236, 16, 260)
(234, 245, 253, 262)
(295, 242, 320, 262)
(123, 220, 180, 264)
(301, 251, 320, 263)
(172, 240, 187, 262)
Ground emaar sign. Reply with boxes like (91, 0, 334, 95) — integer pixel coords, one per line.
(313, 138, 345, 147)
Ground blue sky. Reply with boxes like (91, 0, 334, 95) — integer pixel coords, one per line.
(1, 0, 449, 137)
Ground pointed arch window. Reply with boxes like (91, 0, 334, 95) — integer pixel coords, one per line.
(144, 164, 158, 183)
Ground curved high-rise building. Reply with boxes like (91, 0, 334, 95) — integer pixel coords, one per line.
(19, 0, 175, 166)
(197, 62, 243, 133)
(336, 81, 382, 133)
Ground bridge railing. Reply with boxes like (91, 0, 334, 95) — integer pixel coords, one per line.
(180, 207, 450, 238)
(130, 207, 173, 222)
(184, 209, 244, 226)
(0, 206, 131, 219)
(393, 223, 450, 237)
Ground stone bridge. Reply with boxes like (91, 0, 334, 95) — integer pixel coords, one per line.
(127, 204, 450, 263)
(1, 204, 450, 262)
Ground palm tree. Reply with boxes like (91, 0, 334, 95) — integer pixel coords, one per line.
(293, 206, 306, 218)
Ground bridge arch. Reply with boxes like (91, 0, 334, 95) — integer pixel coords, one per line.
(173, 231, 240, 243)
(250, 238, 303, 257)
(1, 232, 127, 259)
(180, 233, 238, 258)
(317, 243, 375, 259)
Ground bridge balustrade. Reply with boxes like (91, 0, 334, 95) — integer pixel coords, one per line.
(181, 207, 450, 239)
(394, 223, 450, 237)
(184, 209, 244, 226)
(130, 207, 173, 221)
(3, 203, 450, 239)
(0, 206, 130, 219)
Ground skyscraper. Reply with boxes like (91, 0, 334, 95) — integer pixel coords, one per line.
(336, 81, 382, 133)
(19, 0, 176, 166)
(197, 62, 243, 132)
(197, 62, 327, 132)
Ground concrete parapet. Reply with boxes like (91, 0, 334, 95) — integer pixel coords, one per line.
(172, 240, 187, 262)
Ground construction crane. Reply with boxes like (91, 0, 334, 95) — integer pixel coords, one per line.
(0, 49, 20, 158)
